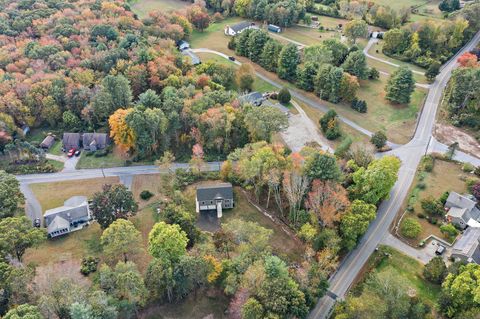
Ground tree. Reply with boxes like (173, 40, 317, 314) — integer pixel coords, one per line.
(148, 222, 188, 263)
(340, 73, 360, 103)
(440, 223, 459, 240)
(344, 19, 368, 44)
(90, 184, 138, 229)
(243, 106, 288, 142)
(441, 263, 480, 317)
(457, 52, 478, 68)
(277, 44, 300, 82)
(319, 110, 341, 140)
(297, 62, 319, 92)
(439, 0, 460, 12)
(472, 182, 480, 201)
(400, 218, 422, 238)
(0, 170, 24, 218)
(144, 258, 175, 302)
(236, 63, 255, 92)
(369, 67, 380, 80)
(307, 180, 350, 227)
(423, 256, 447, 284)
(101, 219, 142, 263)
(385, 67, 415, 104)
(426, 60, 441, 81)
(247, 30, 269, 63)
(92, 75, 132, 123)
(321, 39, 349, 66)
(303, 152, 341, 181)
(161, 204, 200, 248)
(342, 51, 368, 79)
(186, 5, 210, 31)
(242, 298, 264, 319)
(260, 39, 283, 72)
(349, 156, 401, 205)
(340, 200, 376, 250)
(108, 108, 135, 151)
(314, 65, 344, 103)
(278, 87, 291, 104)
(235, 29, 254, 57)
(4, 304, 44, 319)
(370, 131, 387, 149)
(0, 217, 45, 261)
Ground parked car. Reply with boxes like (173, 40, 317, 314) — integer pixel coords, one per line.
(228, 56, 235, 61)
(34, 218, 41, 228)
(435, 245, 446, 255)
(74, 150, 81, 157)
(67, 148, 76, 157)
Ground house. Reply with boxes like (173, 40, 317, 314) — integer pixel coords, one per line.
(224, 21, 257, 36)
(178, 40, 190, 51)
(44, 196, 91, 238)
(451, 226, 480, 263)
(63, 132, 81, 150)
(445, 192, 480, 229)
(268, 24, 282, 33)
(238, 92, 265, 106)
(195, 183, 234, 218)
(370, 31, 384, 39)
(82, 133, 109, 151)
(40, 135, 55, 150)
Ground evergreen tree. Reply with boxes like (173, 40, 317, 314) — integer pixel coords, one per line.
(297, 62, 318, 92)
(247, 30, 269, 63)
(341, 51, 368, 79)
(277, 44, 300, 82)
(235, 29, 253, 57)
(260, 39, 283, 72)
(385, 66, 415, 104)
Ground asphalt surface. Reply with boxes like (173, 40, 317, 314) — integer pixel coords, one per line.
(308, 30, 480, 319)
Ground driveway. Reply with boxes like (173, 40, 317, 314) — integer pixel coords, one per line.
(20, 183, 43, 226)
(382, 233, 436, 264)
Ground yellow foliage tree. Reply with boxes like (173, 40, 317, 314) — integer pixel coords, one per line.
(204, 255, 222, 283)
(108, 108, 135, 151)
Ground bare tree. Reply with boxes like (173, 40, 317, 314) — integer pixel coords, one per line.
(283, 169, 309, 226)
(306, 180, 350, 227)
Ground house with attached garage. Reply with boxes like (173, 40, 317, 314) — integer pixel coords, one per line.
(62, 132, 109, 151)
(445, 192, 480, 229)
(451, 226, 480, 264)
(196, 183, 234, 218)
(44, 196, 91, 238)
(224, 21, 257, 36)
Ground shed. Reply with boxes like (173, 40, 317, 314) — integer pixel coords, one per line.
(40, 135, 55, 150)
(238, 92, 265, 106)
(178, 40, 190, 51)
(268, 24, 282, 33)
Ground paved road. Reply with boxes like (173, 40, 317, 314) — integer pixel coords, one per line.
(309, 30, 480, 319)
(428, 137, 480, 166)
(363, 38, 425, 76)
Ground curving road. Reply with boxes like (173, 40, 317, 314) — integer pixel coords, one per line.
(308, 30, 480, 319)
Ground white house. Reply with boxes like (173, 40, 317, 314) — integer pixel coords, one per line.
(224, 21, 257, 36)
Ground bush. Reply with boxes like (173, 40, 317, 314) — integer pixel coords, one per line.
(334, 136, 352, 158)
(440, 223, 459, 239)
(94, 149, 108, 157)
(351, 98, 367, 113)
(85, 151, 94, 157)
(140, 190, 154, 201)
(462, 162, 475, 172)
(417, 213, 426, 219)
(320, 110, 341, 140)
(420, 155, 434, 172)
(423, 256, 447, 284)
(416, 182, 426, 190)
(278, 87, 291, 104)
(370, 131, 387, 149)
(298, 223, 317, 243)
(421, 197, 444, 216)
(80, 256, 99, 275)
(439, 191, 450, 205)
(368, 67, 380, 80)
(401, 217, 422, 239)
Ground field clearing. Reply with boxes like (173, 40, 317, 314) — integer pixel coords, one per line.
(273, 25, 340, 46)
(366, 57, 428, 84)
(368, 40, 427, 74)
(30, 177, 120, 211)
(131, 174, 170, 209)
(398, 159, 476, 244)
(131, 0, 189, 18)
(190, 17, 243, 54)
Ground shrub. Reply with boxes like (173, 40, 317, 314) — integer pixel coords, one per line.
(370, 131, 387, 149)
(278, 87, 291, 104)
(298, 223, 317, 243)
(423, 256, 447, 284)
(421, 197, 444, 216)
(417, 213, 426, 219)
(417, 182, 426, 190)
(94, 149, 108, 157)
(85, 151, 94, 157)
(439, 191, 450, 205)
(420, 155, 434, 172)
(401, 217, 422, 239)
(351, 98, 367, 113)
(320, 110, 341, 140)
(334, 136, 353, 158)
(462, 162, 475, 172)
(368, 67, 380, 80)
(80, 256, 99, 275)
(140, 190, 154, 201)
(440, 223, 459, 239)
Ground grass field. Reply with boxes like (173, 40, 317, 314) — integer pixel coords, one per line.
(399, 159, 477, 244)
(367, 40, 427, 74)
(190, 17, 244, 54)
(131, 0, 189, 18)
(364, 246, 441, 306)
(30, 177, 120, 211)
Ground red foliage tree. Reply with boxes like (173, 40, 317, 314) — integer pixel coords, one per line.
(458, 52, 478, 68)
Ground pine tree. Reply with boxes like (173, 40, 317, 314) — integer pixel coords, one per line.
(341, 51, 368, 79)
(277, 44, 299, 82)
(385, 66, 415, 104)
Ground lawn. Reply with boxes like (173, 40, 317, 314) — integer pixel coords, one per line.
(131, 174, 171, 209)
(30, 177, 120, 211)
(365, 246, 441, 306)
(190, 17, 244, 54)
(271, 24, 341, 46)
(367, 40, 428, 74)
(366, 57, 428, 85)
(131, 0, 189, 18)
(399, 159, 478, 244)
(47, 158, 65, 171)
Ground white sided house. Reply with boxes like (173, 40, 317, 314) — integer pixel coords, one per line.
(44, 196, 91, 238)
(196, 183, 234, 218)
(224, 21, 257, 36)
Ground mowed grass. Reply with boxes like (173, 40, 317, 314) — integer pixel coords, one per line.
(131, 0, 189, 18)
(131, 174, 170, 209)
(369, 246, 441, 306)
(190, 17, 244, 54)
(30, 177, 120, 211)
(366, 57, 428, 84)
(400, 159, 477, 244)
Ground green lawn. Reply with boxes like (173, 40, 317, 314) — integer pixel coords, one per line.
(49, 140, 63, 155)
(131, 0, 189, 18)
(190, 17, 244, 54)
(76, 152, 127, 169)
(367, 40, 427, 74)
(370, 246, 441, 306)
(47, 159, 64, 171)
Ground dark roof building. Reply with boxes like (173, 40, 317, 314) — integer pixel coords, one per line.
(196, 183, 234, 218)
(238, 92, 265, 106)
(268, 24, 282, 33)
(40, 135, 55, 149)
(82, 133, 109, 151)
(451, 227, 480, 264)
(62, 133, 81, 150)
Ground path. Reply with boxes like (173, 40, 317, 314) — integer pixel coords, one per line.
(309, 30, 480, 319)
(363, 38, 426, 76)
(281, 101, 334, 153)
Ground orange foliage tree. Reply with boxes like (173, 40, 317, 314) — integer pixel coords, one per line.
(108, 108, 135, 151)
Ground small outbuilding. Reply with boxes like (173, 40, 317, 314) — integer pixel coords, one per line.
(268, 24, 282, 33)
(196, 183, 234, 218)
(178, 40, 190, 51)
(40, 135, 55, 150)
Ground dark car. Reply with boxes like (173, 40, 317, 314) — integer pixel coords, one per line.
(34, 218, 41, 228)
(67, 148, 76, 157)
(435, 245, 446, 255)
(228, 56, 235, 61)
(74, 150, 81, 157)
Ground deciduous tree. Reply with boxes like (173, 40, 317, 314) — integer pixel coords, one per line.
(0, 217, 45, 261)
(385, 66, 415, 104)
(148, 222, 188, 263)
(101, 219, 142, 264)
(0, 170, 24, 218)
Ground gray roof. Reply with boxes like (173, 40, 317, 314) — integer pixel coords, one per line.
(40, 135, 55, 148)
(197, 183, 233, 201)
(238, 92, 264, 104)
(63, 132, 80, 147)
(446, 192, 480, 222)
(230, 21, 254, 32)
(82, 133, 108, 147)
(44, 196, 89, 226)
(452, 227, 480, 263)
(47, 215, 70, 235)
